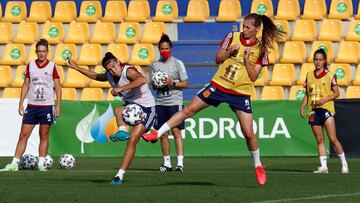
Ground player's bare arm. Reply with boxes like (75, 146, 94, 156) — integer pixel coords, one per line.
(112, 67, 147, 94)
(66, 59, 107, 81)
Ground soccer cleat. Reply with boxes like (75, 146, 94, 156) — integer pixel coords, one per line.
(255, 165, 267, 186)
(0, 164, 19, 172)
(142, 129, 158, 143)
(175, 165, 184, 172)
(110, 130, 130, 142)
(341, 165, 349, 174)
(37, 164, 47, 172)
(313, 166, 328, 174)
(159, 164, 172, 172)
(110, 176, 123, 185)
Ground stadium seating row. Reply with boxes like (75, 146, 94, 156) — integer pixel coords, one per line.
(0, 0, 360, 23)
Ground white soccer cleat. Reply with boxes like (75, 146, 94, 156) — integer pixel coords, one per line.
(341, 165, 349, 174)
(313, 166, 328, 174)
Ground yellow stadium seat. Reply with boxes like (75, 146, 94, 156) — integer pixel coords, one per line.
(297, 63, 315, 85)
(183, 0, 210, 22)
(268, 42, 279, 64)
(261, 86, 285, 100)
(251, 0, 274, 17)
(80, 88, 104, 101)
(89, 65, 111, 88)
(41, 22, 64, 44)
(90, 22, 115, 44)
(291, 20, 317, 41)
(275, 0, 300, 20)
(26, 1, 51, 23)
(125, 1, 150, 22)
(128, 44, 155, 66)
(0, 22, 14, 44)
(11, 65, 26, 87)
(56, 65, 64, 85)
(13, 22, 39, 44)
(254, 66, 268, 86)
(329, 63, 352, 86)
(52, 1, 77, 23)
(102, 0, 127, 23)
(115, 22, 141, 44)
(280, 41, 306, 63)
(107, 44, 129, 63)
(107, 89, 123, 101)
(250, 86, 257, 100)
(0, 44, 26, 65)
(61, 88, 78, 100)
(153, 0, 179, 22)
(0, 2, 2, 20)
(308, 41, 334, 63)
(0, 66, 12, 87)
(77, 1, 102, 23)
(335, 41, 360, 64)
(77, 44, 103, 66)
(318, 19, 343, 41)
(2, 1, 27, 22)
(353, 64, 360, 85)
(328, 0, 353, 19)
(289, 85, 306, 100)
(273, 20, 290, 42)
(54, 44, 78, 65)
(302, 0, 327, 20)
(26, 43, 52, 64)
(64, 22, 90, 44)
(63, 66, 90, 88)
(215, 0, 241, 22)
(140, 22, 166, 44)
(345, 86, 360, 98)
(345, 20, 360, 41)
(269, 64, 295, 86)
(2, 88, 21, 98)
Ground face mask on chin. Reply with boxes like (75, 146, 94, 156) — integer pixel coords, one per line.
(160, 49, 171, 60)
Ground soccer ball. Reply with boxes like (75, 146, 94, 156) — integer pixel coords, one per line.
(59, 154, 76, 169)
(122, 104, 145, 126)
(152, 71, 168, 88)
(43, 154, 53, 170)
(20, 154, 37, 170)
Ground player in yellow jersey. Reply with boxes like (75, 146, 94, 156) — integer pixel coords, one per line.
(300, 49, 349, 174)
(143, 13, 284, 186)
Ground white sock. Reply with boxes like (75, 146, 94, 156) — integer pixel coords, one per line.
(157, 123, 170, 138)
(38, 157, 45, 165)
(337, 153, 347, 166)
(118, 125, 128, 132)
(177, 155, 184, 167)
(11, 157, 20, 165)
(115, 169, 126, 180)
(163, 155, 171, 167)
(250, 149, 262, 167)
(320, 156, 327, 168)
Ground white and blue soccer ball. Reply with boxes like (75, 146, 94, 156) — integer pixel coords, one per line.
(20, 154, 37, 170)
(59, 154, 76, 169)
(122, 104, 145, 126)
(43, 154, 53, 170)
(152, 71, 168, 88)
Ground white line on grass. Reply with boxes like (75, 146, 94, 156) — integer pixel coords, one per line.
(252, 192, 360, 203)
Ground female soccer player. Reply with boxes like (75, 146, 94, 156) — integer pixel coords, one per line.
(0, 39, 61, 172)
(300, 49, 349, 174)
(151, 34, 188, 172)
(66, 52, 156, 184)
(143, 13, 285, 185)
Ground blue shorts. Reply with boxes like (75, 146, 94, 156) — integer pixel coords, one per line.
(197, 84, 252, 113)
(125, 101, 156, 131)
(154, 105, 185, 130)
(23, 106, 55, 125)
(308, 108, 335, 126)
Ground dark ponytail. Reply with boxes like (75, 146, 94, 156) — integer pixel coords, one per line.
(244, 13, 285, 51)
(158, 34, 172, 49)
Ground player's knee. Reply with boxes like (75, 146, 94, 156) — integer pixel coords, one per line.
(182, 107, 194, 117)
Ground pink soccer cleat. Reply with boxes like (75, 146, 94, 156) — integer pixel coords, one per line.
(142, 129, 158, 143)
(255, 165, 267, 186)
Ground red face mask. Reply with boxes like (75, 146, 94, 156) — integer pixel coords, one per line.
(160, 49, 171, 60)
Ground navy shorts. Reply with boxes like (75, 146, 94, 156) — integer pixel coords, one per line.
(23, 106, 55, 125)
(308, 108, 335, 126)
(125, 101, 156, 131)
(154, 105, 185, 130)
(197, 84, 252, 113)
